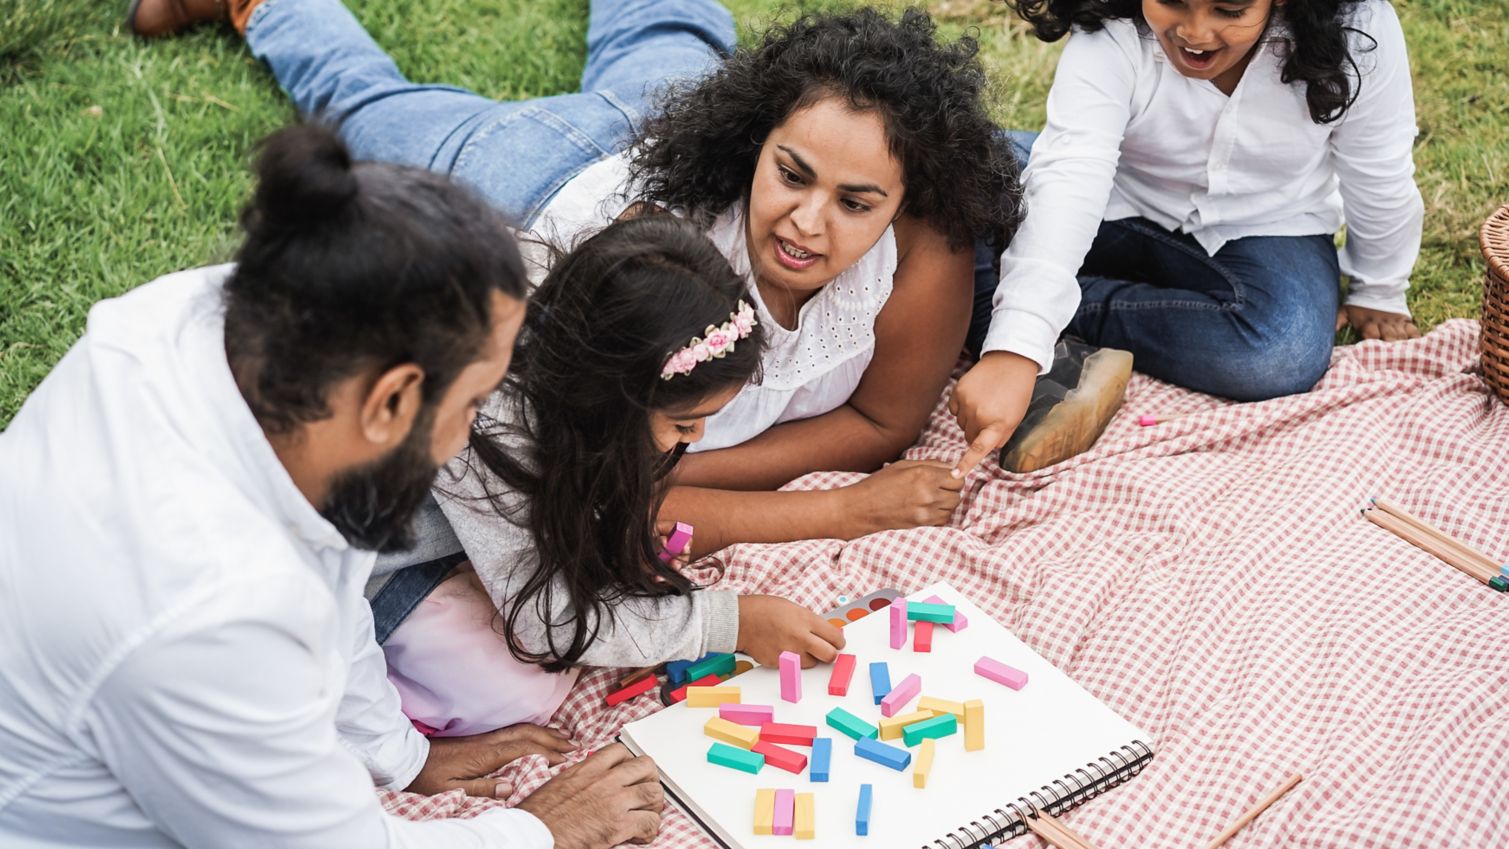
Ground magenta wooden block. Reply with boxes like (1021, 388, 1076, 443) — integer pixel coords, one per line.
(879, 673, 921, 717)
(923, 594, 969, 632)
(974, 656, 1028, 690)
(719, 704, 775, 726)
(889, 598, 908, 649)
(773, 789, 795, 836)
(658, 521, 694, 563)
(779, 651, 802, 703)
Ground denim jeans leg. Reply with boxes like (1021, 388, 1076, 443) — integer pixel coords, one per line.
(581, 0, 735, 114)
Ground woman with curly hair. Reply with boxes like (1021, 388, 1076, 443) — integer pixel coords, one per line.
(133, 0, 1025, 551)
(948, 0, 1425, 475)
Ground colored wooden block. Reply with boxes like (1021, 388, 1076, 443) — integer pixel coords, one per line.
(686, 652, 736, 681)
(964, 699, 984, 752)
(869, 662, 891, 706)
(877, 710, 935, 741)
(906, 601, 956, 623)
(705, 717, 759, 749)
(902, 713, 958, 747)
(855, 784, 873, 836)
(809, 737, 832, 782)
(719, 703, 774, 726)
(753, 740, 808, 774)
(828, 653, 857, 696)
(922, 594, 969, 632)
(794, 792, 815, 840)
(779, 651, 802, 703)
(707, 741, 764, 774)
(826, 707, 879, 741)
(761, 722, 818, 747)
(889, 597, 908, 649)
(605, 674, 657, 706)
(918, 696, 965, 721)
(913, 738, 935, 788)
(665, 659, 693, 686)
(855, 736, 912, 771)
(753, 788, 775, 835)
(974, 656, 1029, 690)
(686, 685, 740, 708)
(880, 673, 921, 717)
(669, 672, 722, 703)
(773, 789, 795, 836)
(913, 620, 935, 653)
(658, 521, 694, 562)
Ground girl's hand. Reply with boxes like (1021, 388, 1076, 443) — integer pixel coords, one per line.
(949, 350, 1040, 476)
(653, 520, 693, 570)
(1337, 305, 1420, 341)
(735, 595, 846, 668)
(841, 459, 964, 538)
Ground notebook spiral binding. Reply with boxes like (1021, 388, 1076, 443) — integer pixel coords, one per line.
(924, 740, 1154, 849)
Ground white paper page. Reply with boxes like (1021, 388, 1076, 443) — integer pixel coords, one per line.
(620, 582, 1151, 849)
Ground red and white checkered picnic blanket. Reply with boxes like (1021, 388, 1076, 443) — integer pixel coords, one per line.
(380, 319, 1509, 848)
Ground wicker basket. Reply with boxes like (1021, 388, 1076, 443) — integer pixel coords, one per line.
(1481, 204, 1509, 405)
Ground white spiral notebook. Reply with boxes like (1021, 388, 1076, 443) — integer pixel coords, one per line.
(619, 582, 1153, 848)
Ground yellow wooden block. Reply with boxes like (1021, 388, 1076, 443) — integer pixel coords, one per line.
(918, 696, 965, 721)
(913, 738, 936, 788)
(878, 710, 935, 740)
(753, 789, 775, 835)
(794, 792, 815, 840)
(964, 699, 984, 752)
(686, 686, 741, 708)
(705, 717, 759, 749)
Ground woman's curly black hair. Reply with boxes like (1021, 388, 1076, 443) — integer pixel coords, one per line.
(1002, 0, 1374, 124)
(628, 7, 1023, 252)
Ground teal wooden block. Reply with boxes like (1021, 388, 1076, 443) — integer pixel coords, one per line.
(905, 602, 956, 624)
(687, 652, 737, 681)
(902, 713, 958, 746)
(707, 741, 764, 774)
(826, 707, 879, 741)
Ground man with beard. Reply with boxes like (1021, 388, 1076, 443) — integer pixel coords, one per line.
(0, 123, 663, 849)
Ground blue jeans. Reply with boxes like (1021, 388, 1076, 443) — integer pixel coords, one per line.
(969, 132, 1341, 402)
(245, 0, 735, 226)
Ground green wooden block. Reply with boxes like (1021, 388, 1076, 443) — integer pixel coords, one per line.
(687, 652, 737, 681)
(902, 713, 958, 746)
(826, 707, 879, 741)
(707, 741, 765, 774)
(905, 602, 956, 624)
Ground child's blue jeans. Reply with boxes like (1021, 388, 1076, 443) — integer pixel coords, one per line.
(968, 132, 1342, 402)
(245, 0, 735, 227)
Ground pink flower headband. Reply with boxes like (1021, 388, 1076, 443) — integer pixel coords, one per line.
(660, 301, 758, 380)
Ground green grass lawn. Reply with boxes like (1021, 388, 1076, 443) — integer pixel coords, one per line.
(2, 0, 1505, 427)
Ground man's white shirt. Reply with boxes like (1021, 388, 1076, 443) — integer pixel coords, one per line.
(0, 265, 551, 847)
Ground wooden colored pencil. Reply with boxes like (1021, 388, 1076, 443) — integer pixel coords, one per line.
(1026, 810, 1099, 849)
(1202, 773, 1303, 849)
(1371, 497, 1500, 574)
(1365, 508, 1494, 583)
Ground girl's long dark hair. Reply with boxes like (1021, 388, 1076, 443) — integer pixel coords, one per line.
(459, 215, 763, 671)
(1002, 0, 1374, 123)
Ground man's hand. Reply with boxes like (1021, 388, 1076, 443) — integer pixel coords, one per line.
(949, 350, 1039, 476)
(1337, 305, 1419, 341)
(736, 595, 846, 668)
(406, 723, 576, 798)
(518, 744, 665, 848)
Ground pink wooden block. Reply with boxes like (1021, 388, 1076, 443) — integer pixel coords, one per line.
(658, 521, 694, 563)
(974, 656, 1028, 690)
(828, 653, 857, 696)
(889, 598, 908, 649)
(923, 594, 969, 632)
(773, 789, 795, 836)
(879, 673, 921, 717)
(779, 651, 802, 703)
(719, 704, 774, 726)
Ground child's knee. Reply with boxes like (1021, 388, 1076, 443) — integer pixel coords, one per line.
(1205, 324, 1333, 401)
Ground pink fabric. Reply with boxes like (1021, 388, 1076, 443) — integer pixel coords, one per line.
(384, 570, 579, 738)
(381, 321, 1509, 847)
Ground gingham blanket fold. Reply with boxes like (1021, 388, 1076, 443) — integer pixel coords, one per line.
(381, 319, 1509, 848)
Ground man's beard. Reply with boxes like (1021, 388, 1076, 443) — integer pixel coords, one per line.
(320, 407, 444, 553)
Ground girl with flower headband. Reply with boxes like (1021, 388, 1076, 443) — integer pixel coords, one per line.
(368, 215, 847, 736)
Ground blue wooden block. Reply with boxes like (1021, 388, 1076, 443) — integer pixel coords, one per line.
(810, 737, 832, 782)
(856, 783, 873, 836)
(869, 662, 891, 706)
(854, 736, 911, 771)
(665, 659, 693, 686)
